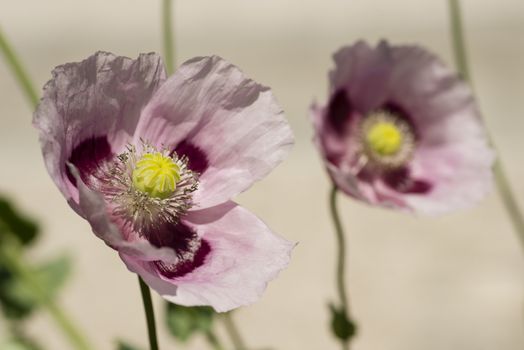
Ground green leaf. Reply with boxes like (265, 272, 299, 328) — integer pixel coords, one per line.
(0, 337, 41, 350)
(329, 303, 357, 341)
(0, 255, 72, 320)
(0, 267, 33, 319)
(165, 302, 215, 342)
(0, 340, 32, 350)
(0, 197, 39, 246)
(35, 255, 72, 296)
(8, 327, 44, 350)
(115, 340, 143, 350)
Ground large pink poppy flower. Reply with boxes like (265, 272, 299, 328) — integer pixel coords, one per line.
(312, 41, 494, 215)
(34, 52, 294, 312)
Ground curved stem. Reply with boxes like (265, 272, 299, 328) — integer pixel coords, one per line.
(138, 277, 159, 350)
(330, 187, 349, 309)
(222, 312, 248, 350)
(0, 236, 91, 350)
(162, 0, 175, 74)
(448, 0, 524, 250)
(0, 27, 39, 108)
(329, 186, 351, 350)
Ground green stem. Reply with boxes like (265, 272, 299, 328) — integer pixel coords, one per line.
(0, 237, 91, 350)
(330, 187, 349, 310)
(205, 330, 225, 350)
(448, 0, 471, 82)
(448, 0, 524, 250)
(222, 312, 248, 350)
(162, 0, 175, 74)
(138, 277, 159, 350)
(493, 163, 524, 248)
(0, 27, 39, 108)
(329, 186, 352, 350)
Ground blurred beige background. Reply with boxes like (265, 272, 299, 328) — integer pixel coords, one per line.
(1, 0, 524, 349)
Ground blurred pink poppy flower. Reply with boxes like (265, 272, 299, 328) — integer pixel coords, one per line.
(312, 41, 494, 215)
(34, 52, 294, 312)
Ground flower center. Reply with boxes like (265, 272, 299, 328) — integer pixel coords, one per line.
(359, 110, 415, 169)
(132, 152, 181, 199)
(98, 142, 199, 234)
(365, 121, 403, 156)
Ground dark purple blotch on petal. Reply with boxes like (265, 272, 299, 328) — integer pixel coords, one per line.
(383, 168, 432, 194)
(155, 241, 210, 279)
(66, 136, 113, 186)
(381, 102, 418, 138)
(173, 140, 209, 174)
(149, 222, 210, 278)
(148, 221, 196, 251)
(327, 90, 352, 134)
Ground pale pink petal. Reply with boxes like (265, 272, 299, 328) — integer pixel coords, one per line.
(68, 164, 181, 264)
(136, 56, 294, 209)
(388, 45, 480, 144)
(121, 202, 295, 312)
(326, 163, 373, 203)
(395, 141, 494, 215)
(330, 40, 392, 113)
(375, 45, 495, 214)
(33, 51, 166, 202)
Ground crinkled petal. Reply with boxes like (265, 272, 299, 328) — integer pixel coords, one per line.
(387, 141, 494, 215)
(388, 45, 478, 142)
(33, 51, 167, 202)
(326, 163, 371, 202)
(330, 40, 392, 113)
(68, 164, 181, 264)
(120, 201, 295, 312)
(379, 45, 495, 214)
(136, 56, 294, 209)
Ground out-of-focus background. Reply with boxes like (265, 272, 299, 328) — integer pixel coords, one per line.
(1, 0, 523, 349)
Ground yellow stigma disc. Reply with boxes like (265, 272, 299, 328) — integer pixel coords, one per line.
(365, 121, 403, 156)
(132, 152, 180, 199)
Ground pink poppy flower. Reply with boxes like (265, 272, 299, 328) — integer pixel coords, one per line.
(312, 41, 494, 215)
(34, 52, 294, 312)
